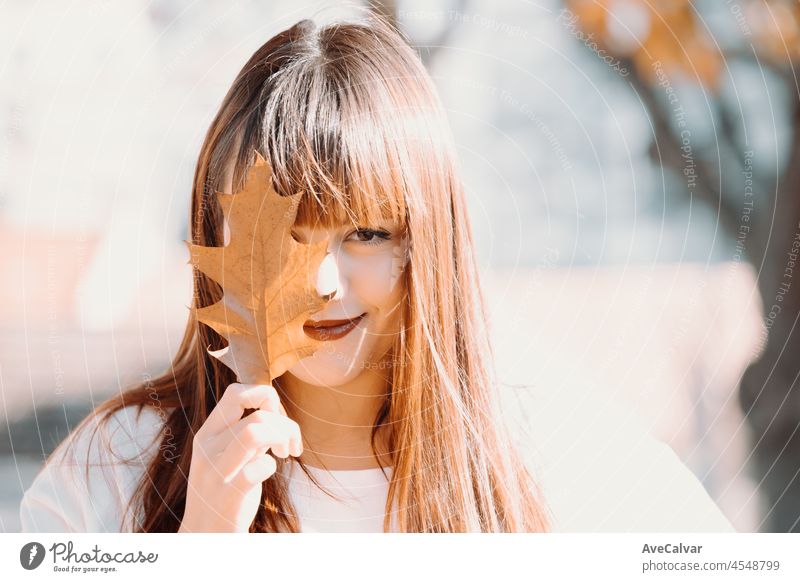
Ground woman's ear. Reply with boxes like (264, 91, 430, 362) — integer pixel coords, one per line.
(390, 232, 410, 290)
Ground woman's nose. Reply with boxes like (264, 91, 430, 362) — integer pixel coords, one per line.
(315, 252, 341, 301)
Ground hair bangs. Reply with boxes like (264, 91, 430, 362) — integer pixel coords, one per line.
(291, 149, 408, 232)
(261, 57, 410, 232)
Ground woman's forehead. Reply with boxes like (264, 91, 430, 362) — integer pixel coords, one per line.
(292, 214, 402, 231)
(292, 188, 403, 228)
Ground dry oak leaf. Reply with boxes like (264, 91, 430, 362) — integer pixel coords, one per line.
(184, 150, 331, 385)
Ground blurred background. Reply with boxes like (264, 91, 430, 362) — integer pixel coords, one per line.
(1, 0, 799, 532)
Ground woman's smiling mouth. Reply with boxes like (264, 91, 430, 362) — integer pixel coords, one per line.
(303, 313, 367, 341)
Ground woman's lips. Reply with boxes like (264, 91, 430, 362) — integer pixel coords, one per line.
(303, 313, 367, 341)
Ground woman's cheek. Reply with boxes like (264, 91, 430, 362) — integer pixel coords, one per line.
(349, 249, 398, 304)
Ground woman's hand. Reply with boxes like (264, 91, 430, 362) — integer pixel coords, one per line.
(178, 382, 302, 533)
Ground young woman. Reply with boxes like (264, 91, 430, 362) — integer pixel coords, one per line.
(19, 13, 735, 534)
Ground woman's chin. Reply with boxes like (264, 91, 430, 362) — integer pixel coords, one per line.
(286, 354, 365, 387)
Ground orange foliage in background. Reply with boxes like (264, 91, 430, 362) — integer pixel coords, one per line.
(746, 0, 800, 63)
(564, 0, 800, 89)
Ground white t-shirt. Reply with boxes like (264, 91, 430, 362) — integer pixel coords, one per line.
(285, 462, 395, 533)
(18, 385, 736, 533)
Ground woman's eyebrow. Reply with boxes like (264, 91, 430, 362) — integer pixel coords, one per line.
(360, 218, 403, 230)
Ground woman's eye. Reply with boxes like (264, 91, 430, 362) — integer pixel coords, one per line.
(349, 228, 391, 245)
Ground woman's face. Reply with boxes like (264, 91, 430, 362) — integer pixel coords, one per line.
(285, 218, 408, 387)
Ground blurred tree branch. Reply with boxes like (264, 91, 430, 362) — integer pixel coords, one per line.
(619, 54, 742, 237)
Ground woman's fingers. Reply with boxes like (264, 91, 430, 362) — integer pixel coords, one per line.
(182, 383, 300, 532)
(216, 410, 302, 482)
(200, 383, 283, 438)
(231, 453, 279, 491)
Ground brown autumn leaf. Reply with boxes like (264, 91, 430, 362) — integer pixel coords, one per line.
(184, 150, 331, 385)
